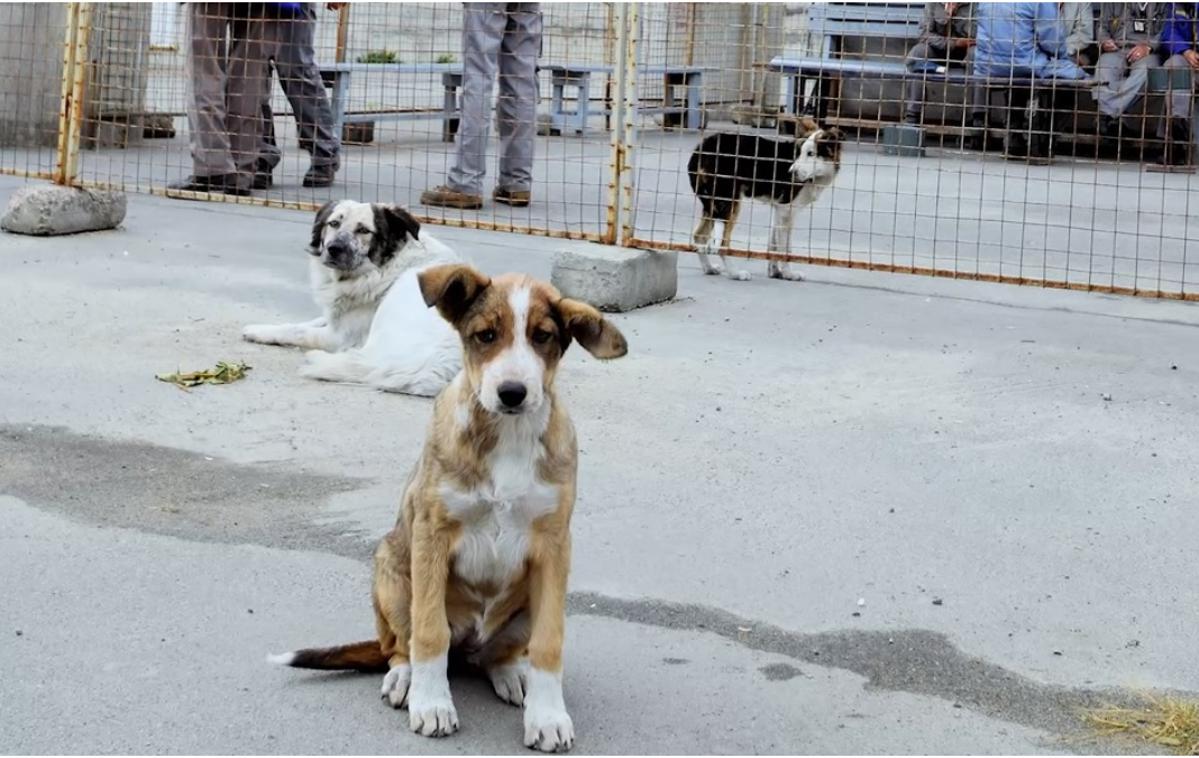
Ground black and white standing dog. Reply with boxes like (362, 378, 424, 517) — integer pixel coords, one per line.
(688, 121, 844, 281)
(242, 200, 462, 397)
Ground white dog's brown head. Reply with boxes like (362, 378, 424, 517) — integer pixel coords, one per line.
(418, 264, 627, 415)
(309, 199, 422, 275)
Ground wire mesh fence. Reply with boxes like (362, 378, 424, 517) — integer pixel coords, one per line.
(2, 2, 1197, 299)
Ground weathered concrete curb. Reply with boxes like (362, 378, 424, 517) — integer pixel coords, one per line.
(2, 185, 126, 236)
(551, 244, 678, 312)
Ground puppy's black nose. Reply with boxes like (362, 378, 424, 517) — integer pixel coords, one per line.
(497, 381, 527, 409)
(326, 241, 348, 258)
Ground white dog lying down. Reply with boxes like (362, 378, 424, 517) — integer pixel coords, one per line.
(243, 200, 461, 397)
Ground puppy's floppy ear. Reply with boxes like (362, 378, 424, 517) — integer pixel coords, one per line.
(309, 200, 337, 253)
(825, 126, 846, 143)
(375, 203, 421, 243)
(419, 264, 491, 326)
(555, 298, 628, 360)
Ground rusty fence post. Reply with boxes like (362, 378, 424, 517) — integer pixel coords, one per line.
(605, 2, 638, 246)
(54, 1, 90, 187)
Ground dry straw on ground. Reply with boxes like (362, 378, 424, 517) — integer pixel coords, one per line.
(1083, 694, 1199, 755)
(156, 361, 251, 390)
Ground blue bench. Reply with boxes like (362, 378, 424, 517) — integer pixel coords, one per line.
(320, 61, 712, 145)
(543, 64, 712, 134)
(320, 63, 464, 144)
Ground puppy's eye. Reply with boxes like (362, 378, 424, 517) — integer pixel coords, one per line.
(327, 219, 340, 229)
(532, 329, 553, 345)
(475, 329, 496, 344)
(356, 226, 370, 235)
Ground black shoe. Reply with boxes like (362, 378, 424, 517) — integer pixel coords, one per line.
(166, 174, 250, 196)
(1098, 115, 1120, 139)
(253, 160, 274, 190)
(966, 114, 987, 151)
(902, 113, 920, 126)
(302, 164, 336, 188)
(1168, 118, 1193, 166)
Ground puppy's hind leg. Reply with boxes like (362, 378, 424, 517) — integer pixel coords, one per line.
(692, 214, 721, 276)
(767, 202, 804, 281)
(718, 200, 750, 281)
(374, 533, 414, 710)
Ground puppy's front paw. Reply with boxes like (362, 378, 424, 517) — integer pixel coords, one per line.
(488, 660, 527, 706)
(524, 705, 574, 753)
(380, 664, 411, 709)
(727, 270, 751, 281)
(408, 696, 459, 737)
(406, 664, 458, 737)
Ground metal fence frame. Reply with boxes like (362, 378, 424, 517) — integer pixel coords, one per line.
(25, 2, 1199, 302)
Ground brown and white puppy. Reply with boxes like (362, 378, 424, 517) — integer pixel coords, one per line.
(688, 119, 844, 281)
(269, 265, 628, 753)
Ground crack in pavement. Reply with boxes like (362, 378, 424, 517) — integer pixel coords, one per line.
(567, 592, 1179, 751)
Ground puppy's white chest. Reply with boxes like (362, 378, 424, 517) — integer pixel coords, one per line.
(442, 462, 558, 586)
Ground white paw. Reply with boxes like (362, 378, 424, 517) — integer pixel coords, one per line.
(242, 324, 274, 344)
(524, 705, 575, 752)
(380, 664, 411, 709)
(768, 268, 804, 281)
(523, 668, 574, 752)
(407, 657, 459, 737)
(488, 660, 528, 707)
(727, 270, 751, 281)
(701, 263, 723, 276)
(408, 695, 459, 738)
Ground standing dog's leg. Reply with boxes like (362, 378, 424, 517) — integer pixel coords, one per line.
(242, 316, 343, 350)
(718, 199, 750, 281)
(373, 533, 414, 709)
(406, 519, 458, 737)
(692, 215, 721, 275)
(523, 525, 575, 752)
(767, 202, 804, 281)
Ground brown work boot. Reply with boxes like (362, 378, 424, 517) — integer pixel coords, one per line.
(420, 185, 482, 209)
(493, 186, 531, 207)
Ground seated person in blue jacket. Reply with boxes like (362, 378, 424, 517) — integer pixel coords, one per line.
(904, 3, 985, 130)
(974, 2, 1091, 80)
(1159, 2, 1199, 165)
(974, 3, 1091, 156)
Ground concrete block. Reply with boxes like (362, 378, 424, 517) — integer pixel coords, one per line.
(2, 185, 126, 236)
(882, 124, 926, 157)
(551, 244, 677, 312)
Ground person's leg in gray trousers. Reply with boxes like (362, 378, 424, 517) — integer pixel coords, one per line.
(174, 3, 268, 195)
(258, 6, 340, 187)
(446, 4, 508, 198)
(1097, 50, 1158, 119)
(186, 3, 235, 180)
(903, 42, 940, 123)
(495, 4, 541, 195)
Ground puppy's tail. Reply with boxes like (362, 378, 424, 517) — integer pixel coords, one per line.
(267, 640, 388, 672)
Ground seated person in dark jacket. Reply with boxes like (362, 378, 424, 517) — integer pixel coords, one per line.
(1158, 2, 1199, 165)
(904, 2, 985, 129)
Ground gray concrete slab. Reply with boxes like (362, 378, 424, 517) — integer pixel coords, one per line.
(1, 175, 1197, 754)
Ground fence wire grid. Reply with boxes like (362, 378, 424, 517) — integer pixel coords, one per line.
(1, 1, 1197, 299)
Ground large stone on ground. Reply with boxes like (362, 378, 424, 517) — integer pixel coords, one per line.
(551, 243, 677, 312)
(2, 185, 126, 236)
